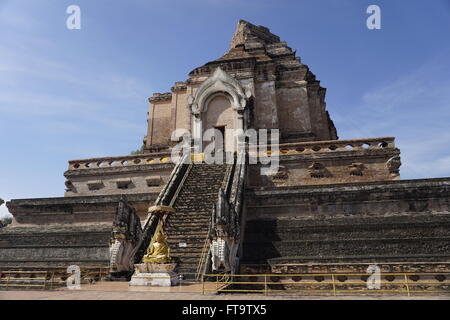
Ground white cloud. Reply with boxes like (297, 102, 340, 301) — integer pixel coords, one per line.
(0, 31, 152, 134)
(335, 50, 450, 179)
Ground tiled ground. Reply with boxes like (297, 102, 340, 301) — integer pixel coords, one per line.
(0, 281, 449, 300)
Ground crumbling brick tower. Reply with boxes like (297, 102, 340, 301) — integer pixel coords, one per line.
(2, 21, 450, 283)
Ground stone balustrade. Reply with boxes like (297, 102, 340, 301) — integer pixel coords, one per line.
(68, 152, 173, 171)
(249, 137, 396, 156)
(67, 137, 395, 171)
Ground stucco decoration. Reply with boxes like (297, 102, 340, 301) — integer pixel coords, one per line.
(188, 67, 251, 117)
(386, 155, 402, 176)
(187, 67, 251, 151)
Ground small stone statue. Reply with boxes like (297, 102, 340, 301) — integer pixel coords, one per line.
(142, 227, 170, 264)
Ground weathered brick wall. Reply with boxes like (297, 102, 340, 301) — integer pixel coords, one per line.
(241, 178, 450, 266)
(146, 95, 173, 147)
(1, 193, 157, 268)
(64, 162, 174, 197)
(0, 224, 111, 268)
(248, 143, 400, 187)
(7, 193, 157, 224)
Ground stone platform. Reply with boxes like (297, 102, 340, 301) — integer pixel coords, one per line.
(129, 263, 179, 287)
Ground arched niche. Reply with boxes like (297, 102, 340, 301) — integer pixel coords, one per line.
(202, 92, 234, 152)
(187, 67, 251, 152)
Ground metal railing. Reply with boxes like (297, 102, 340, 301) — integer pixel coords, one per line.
(195, 227, 211, 281)
(201, 273, 450, 296)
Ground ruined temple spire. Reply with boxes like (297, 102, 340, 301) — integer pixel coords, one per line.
(229, 19, 281, 51)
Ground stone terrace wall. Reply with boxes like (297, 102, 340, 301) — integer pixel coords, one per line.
(248, 137, 400, 187)
(7, 193, 157, 224)
(241, 178, 450, 267)
(64, 153, 175, 197)
(1, 193, 158, 268)
(0, 223, 111, 268)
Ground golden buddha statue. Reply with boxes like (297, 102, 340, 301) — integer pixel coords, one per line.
(142, 224, 170, 264)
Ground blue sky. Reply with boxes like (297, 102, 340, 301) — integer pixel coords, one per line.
(1, 0, 450, 217)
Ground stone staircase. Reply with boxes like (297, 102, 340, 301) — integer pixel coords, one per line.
(166, 163, 229, 280)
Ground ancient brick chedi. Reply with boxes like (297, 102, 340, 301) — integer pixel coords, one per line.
(2, 20, 450, 279)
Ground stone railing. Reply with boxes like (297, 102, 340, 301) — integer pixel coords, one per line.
(132, 154, 191, 265)
(67, 137, 395, 171)
(208, 151, 246, 275)
(249, 137, 395, 156)
(67, 152, 173, 171)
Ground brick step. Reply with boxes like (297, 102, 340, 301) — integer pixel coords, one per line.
(167, 217, 210, 222)
(176, 254, 199, 261)
(167, 236, 208, 243)
(168, 230, 208, 235)
(169, 231, 208, 236)
(168, 240, 207, 246)
(176, 267, 197, 273)
(172, 253, 202, 259)
(168, 223, 209, 229)
(171, 208, 212, 214)
(176, 269, 198, 276)
(176, 263, 198, 269)
(176, 267, 198, 274)
(173, 206, 214, 210)
(169, 240, 204, 246)
(169, 243, 204, 249)
(178, 272, 197, 277)
(174, 202, 216, 207)
(171, 250, 203, 255)
(171, 249, 203, 255)
(173, 204, 213, 208)
(169, 219, 210, 224)
(174, 199, 217, 204)
(167, 224, 210, 230)
(168, 226, 209, 232)
(170, 209, 211, 213)
(168, 216, 210, 222)
(167, 231, 208, 237)
(173, 207, 213, 212)
(173, 247, 203, 252)
(169, 224, 209, 230)
(172, 204, 213, 209)
(178, 272, 199, 277)
(176, 193, 218, 197)
(181, 183, 223, 186)
(168, 238, 207, 244)
(178, 192, 220, 196)
(186, 170, 226, 175)
(176, 193, 219, 198)
(176, 190, 217, 194)
(173, 257, 204, 264)
(173, 201, 214, 205)
(180, 185, 222, 188)
(169, 230, 209, 235)
(161, 163, 228, 278)
(171, 213, 210, 217)
(169, 244, 204, 250)
(169, 219, 209, 223)
(176, 266, 198, 273)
